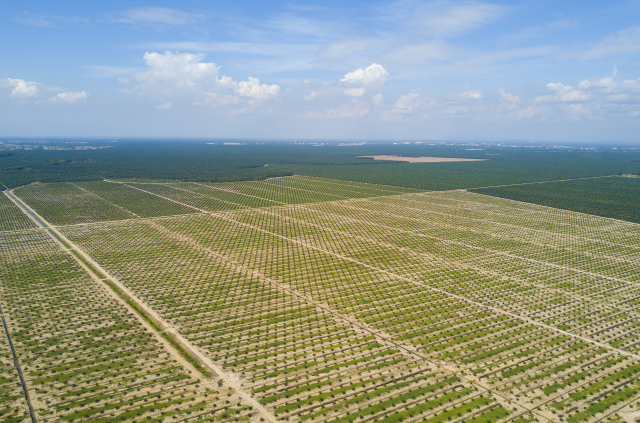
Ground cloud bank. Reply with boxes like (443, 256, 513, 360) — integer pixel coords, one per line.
(2, 78, 87, 103)
(119, 51, 280, 112)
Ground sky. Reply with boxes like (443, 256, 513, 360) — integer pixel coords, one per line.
(1, 0, 640, 142)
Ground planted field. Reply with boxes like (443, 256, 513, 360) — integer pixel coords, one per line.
(0, 315, 31, 423)
(73, 181, 197, 218)
(0, 194, 36, 232)
(0, 230, 258, 422)
(2, 175, 640, 422)
(13, 176, 421, 225)
(11, 182, 135, 225)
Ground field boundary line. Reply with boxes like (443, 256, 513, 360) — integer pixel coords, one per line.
(84, 184, 640, 362)
(335, 200, 640, 288)
(261, 206, 640, 318)
(162, 182, 251, 208)
(293, 174, 425, 194)
(612, 392, 640, 423)
(466, 174, 616, 190)
(117, 179, 288, 207)
(188, 181, 288, 205)
(68, 182, 140, 218)
(291, 203, 640, 351)
(0, 302, 38, 423)
(6, 190, 280, 423)
(4, 191, 48, 227)
(463, 188, 640, 231)
(429, 189, 640, 237)
(209, 210, 640, 363)
(170, 182, 252, 209)
(119, 183, 216, 213)
(0, 227, 46, 235)
(233, 179, 352, 200)
(372, 193, 640, 264)
(411, 191, 640, 250)
(144, 217, 547, 417)
(170, 182, 253, 207)
(207, 208, 640, 418)
(285, 175, 415, 197)
(119, 180, 372, 214)
(48, 211, 209, 228)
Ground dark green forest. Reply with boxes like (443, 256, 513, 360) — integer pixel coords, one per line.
(2, 139, 639, 191)
(471, 176, 640, 224)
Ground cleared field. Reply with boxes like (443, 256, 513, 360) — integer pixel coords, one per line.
(61, 218, 510, 422)
(0, 230, 259, 422)
(74, 181, 197, 218)
(0, 194, 36, 232)
(0, 314, 31, 423)
(11, 182, 136, 225)
(2, 176, 640, 423)
(12, 176, 421, 225)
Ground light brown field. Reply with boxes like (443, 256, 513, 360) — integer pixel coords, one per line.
(358, 155, 486, 163)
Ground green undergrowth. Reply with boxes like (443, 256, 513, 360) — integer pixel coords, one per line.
(103, 280, 214, 379)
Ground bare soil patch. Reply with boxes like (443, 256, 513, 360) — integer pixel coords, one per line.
(358, 155, 486, 163)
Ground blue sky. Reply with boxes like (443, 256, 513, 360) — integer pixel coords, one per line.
(2, 0, 640, 142)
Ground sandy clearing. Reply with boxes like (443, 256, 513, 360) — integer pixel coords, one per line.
(358, 155, 486, 163)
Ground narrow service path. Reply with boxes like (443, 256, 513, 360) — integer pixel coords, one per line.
(0, 301, 38, 423)
(5, 190, 280, 423)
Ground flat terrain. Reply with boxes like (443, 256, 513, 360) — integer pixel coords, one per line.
(1, 175, 640, 423)
(3, 141, 640, 192)
(358, 156, 486, 163)
(471, 176, 640, 224)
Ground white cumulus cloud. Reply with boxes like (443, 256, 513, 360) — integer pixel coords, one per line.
(344, 87, 366, 97)
(497, 87, 521, 103)
(576, 76, 640, 106)
(577, 77, 615, 90)
(340, 64, 388, 85)
(50, 91, 88, 103)
(457, 90, 482, 99)
(535, 83, 589, 103)
(217, 76, 280, 101)
(123, 52, 279, 111)
(199, 76, 280, 112)
(131, 51, 220, 91)
(395, 93, 421, 112)
(372, 93, 384, 106)
(155, 102, 172, 109)
(4, 78, 39, 98)
(304, 91, 317, 101)
(577, 76, 640, 98)
(236, 77, 280, 100)
(3, 78, 89, 104)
